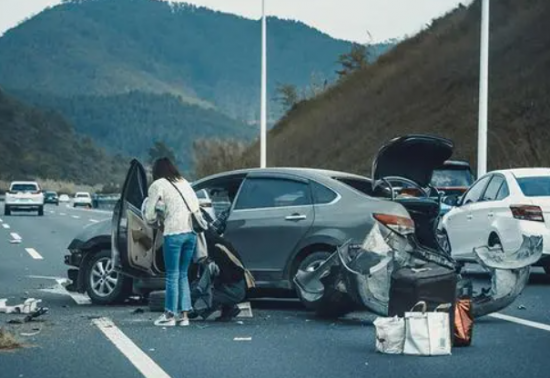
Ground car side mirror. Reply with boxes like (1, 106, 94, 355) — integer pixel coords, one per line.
(442, 195, 460, 207)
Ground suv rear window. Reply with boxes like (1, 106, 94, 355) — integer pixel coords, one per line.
(516, 176, 550, 197)
(11, 184, 39, 192)
(431, 169, 473, 187)
(76, 193, 90, 198)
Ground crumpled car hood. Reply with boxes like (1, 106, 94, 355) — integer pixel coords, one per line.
(372, 134, 454, 187)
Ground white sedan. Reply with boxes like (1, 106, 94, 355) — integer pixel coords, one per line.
(439, 168, 550, 273)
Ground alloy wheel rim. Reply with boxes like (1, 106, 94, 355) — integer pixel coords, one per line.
(90, 257, 119, 297)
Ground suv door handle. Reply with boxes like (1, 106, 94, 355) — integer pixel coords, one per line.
(467, 214, 473, 220)
(285, 214, 307, 221)
(488, 212, 494, 218)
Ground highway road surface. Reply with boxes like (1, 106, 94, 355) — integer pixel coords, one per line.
(1, 203, 550, 378)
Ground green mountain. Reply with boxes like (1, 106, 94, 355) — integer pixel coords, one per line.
(0, 0, 373, 121)
(17, 90, 253, 169)
(0, 88, 126, 185)
(244, 0, 550, 172)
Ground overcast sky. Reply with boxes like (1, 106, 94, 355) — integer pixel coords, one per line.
(0, 0, 473, 42)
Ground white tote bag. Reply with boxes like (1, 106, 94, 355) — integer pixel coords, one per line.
(403, 301, 452, 356)
(373, 316, 406, 354)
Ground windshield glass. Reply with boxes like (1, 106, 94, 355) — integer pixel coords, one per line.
(516, 176, 550, 197)
(11, 184, 38, 192)
(431, 169, 473, 187)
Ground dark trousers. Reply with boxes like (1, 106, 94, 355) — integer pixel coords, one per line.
(213, 279, 246, 310)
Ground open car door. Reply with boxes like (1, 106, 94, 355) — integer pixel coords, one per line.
(112, 159, 163, 278)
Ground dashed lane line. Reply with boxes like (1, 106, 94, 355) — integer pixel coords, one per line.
(60, 213, 67, 216)
(2, 223, 10, 229)
(93, 317, 171, 378)
(489, 312, 550, 332)
(10, 232, 21, 240)
(90, 219, 99, 223)
(25, 248, 43, 260)
(35, 277, 92, 305)
(0, 217, 3, 222)
(72, 215, 81, 219)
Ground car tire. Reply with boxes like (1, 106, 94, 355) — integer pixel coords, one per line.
(294, 251, 332, 311)
(85, 250, 132, 305)
(38, 206, 44, 216)
(4, 206, 10, 216)
(148, 290, 166, 313)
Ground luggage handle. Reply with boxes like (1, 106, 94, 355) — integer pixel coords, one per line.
(411, 267, 431, 273)
(409, 301, 427, 313)
(434, 303, 452, 312)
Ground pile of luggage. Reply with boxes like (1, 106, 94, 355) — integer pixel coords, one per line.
(373, 262, 474, 356)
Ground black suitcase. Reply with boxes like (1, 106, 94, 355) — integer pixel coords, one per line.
(388, 262, 458, 339)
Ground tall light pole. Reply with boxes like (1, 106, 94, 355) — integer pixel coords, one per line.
(477, 0, 490, 177)
(260, 0, 267, 168)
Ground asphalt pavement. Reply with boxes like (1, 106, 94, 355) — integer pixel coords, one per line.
(1, 203, 550, 378)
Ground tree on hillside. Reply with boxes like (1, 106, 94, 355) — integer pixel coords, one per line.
(192, 138, 251, 179)
(336, 43, 369, 77)
(275, 83, 300, 111)
(148, 141, 176, 165)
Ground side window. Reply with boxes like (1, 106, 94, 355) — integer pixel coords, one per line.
(311, 181, 337, 204)
(462, 176, 491, 205)
(496, 181, 510, 200)
(194, 177, 244, 217)
(234, 178, 312, 210)
(125, 170, 146, 208)
(482, 176, 505, 201)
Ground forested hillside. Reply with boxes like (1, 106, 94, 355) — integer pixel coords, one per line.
(0, 88, 126, 185)
(243, 0, 550, 174)
(18, 91, 253, 169)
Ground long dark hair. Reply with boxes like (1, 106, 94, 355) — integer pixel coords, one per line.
(152, 157, 183, 182)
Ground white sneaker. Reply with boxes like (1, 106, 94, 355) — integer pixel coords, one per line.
(179, 318, 190, 327)
(154, 313, 176, 327)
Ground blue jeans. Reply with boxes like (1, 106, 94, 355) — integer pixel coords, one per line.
(163, 232, 197, 314)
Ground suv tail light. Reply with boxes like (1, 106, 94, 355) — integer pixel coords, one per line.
(510, 205, 544, 222)
(373, 213, 415, 235)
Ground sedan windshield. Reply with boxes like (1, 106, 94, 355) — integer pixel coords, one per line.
(516, 176, 550, 197)
(431, 169, 473, 187)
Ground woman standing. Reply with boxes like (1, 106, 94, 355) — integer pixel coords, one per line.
(143, 157, 200, 327)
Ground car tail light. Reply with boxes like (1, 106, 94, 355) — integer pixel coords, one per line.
(510, 205, 544, 222)
(373, 213, 415, 235)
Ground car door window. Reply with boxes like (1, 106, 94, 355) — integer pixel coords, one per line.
(496, 181, 510, 200)
(234, 178, 312, 210)
(482, 176, 505, 202)
(462, 176, 491, 205)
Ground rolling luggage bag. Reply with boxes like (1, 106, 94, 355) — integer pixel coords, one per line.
(388, 263, 458, 340)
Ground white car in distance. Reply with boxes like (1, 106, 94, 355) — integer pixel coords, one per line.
(439, 168, 550, 274)
(59, 194, 70, 203)
(4, 181, 45, 216)
(73, 192, 93, 208)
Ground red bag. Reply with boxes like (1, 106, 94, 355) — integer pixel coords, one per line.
(454, 299, 474, 347)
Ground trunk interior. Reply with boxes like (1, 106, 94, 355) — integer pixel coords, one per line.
(394, 197, 441, 250)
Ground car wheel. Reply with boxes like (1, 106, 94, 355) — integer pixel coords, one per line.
(294, 251, 332, 310)
(85, 250, 132, 305)
(4, 206, 10, 216)
(38, 206, 44, 216)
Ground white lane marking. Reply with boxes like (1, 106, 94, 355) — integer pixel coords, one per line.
(60, 213, 66, 216)
(25, 248, 43, 260)
(90, 219, 99, 223)
(10, 232, 21, 240)
(0, 217, 3, 222)
(72, 215, 80, 219)
(29, 276, 92, 305)
(93, 318, 171, 378)
(489, 313, 550, 332)
(49, 211, 55, 214)
(2, 223, 10, 229)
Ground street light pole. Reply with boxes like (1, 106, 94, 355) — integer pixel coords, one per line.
(477, 0, 490, 177)
(260, 0, 267, 168)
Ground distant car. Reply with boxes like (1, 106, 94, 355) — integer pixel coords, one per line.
(73, 192, 93, 208)
(4, 181, 44, 216)
(438, 168, 550, 274)
(195, 188, 218, 220)
(44, 191, 59, 205)
(59, 194, 70, 203)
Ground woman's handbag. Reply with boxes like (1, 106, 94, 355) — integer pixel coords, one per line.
(373, 316, 406, 354)
(168, 181, 208, 233)
(403, 301, 452, 356)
